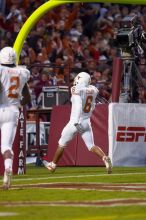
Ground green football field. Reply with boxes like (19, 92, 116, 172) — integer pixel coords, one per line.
(0, 164, 146, 220)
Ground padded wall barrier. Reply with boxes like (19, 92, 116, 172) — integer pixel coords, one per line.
(47, 104, 109, 166)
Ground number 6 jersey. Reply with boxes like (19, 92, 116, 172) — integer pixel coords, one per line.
(0, 65, 30, 107)
(70, 84, 99, 123)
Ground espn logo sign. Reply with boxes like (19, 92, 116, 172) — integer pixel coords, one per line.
(116, 126, 146, 142)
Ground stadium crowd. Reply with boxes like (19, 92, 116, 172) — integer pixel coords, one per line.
(1, 1, 146, 107)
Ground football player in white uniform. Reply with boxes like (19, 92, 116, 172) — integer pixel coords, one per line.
(0, 47, 31, 189)
(43, 71, 112, 174)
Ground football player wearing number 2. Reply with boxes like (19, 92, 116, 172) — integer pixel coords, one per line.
(0, 47, 31, 189)
(43, 72, 112, 174)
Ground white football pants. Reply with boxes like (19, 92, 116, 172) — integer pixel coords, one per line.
(58, 119, 94, 150)
(0, 105, 19, 155)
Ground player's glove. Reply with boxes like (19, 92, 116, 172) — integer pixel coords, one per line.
(74, 123, 85, 134)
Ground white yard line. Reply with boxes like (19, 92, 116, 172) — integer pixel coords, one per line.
(8, 181, 146, 192)
(0, 212, 18, 216)
(1, 199, 146, 208)
(1, 171, 145, 183)
(10, 187, 146, 192)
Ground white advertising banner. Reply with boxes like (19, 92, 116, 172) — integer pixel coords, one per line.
(108, 103, 146, 166)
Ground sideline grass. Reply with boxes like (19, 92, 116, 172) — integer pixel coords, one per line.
(0, 165, 146, 220)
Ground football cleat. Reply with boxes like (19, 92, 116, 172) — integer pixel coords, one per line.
(103, 156, 112, 174)
(3, 169, 12, 190)
(42, 160, 56, 173)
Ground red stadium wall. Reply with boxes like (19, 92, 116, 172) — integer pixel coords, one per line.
(47, 104, 109, 166)
(0, 105, 108, 175)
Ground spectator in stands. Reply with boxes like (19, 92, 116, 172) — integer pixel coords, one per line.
(2, 2, 146, 103)
(0, 0, 6, 14)
(35, 72, 53, 107)
(27, 78, 37, 109)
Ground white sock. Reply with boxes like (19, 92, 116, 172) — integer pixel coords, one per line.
(52, 162, 56, 167)
(4, 158, 13, 171)
(102, 156, 106, 160)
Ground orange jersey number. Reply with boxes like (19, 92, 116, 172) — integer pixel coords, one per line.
(83, 95, 93, 113)
(8, 76, 20, 98)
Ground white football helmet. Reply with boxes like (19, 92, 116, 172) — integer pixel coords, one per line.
(73, 72, 91, 86)
(0, 47, 17, 65)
